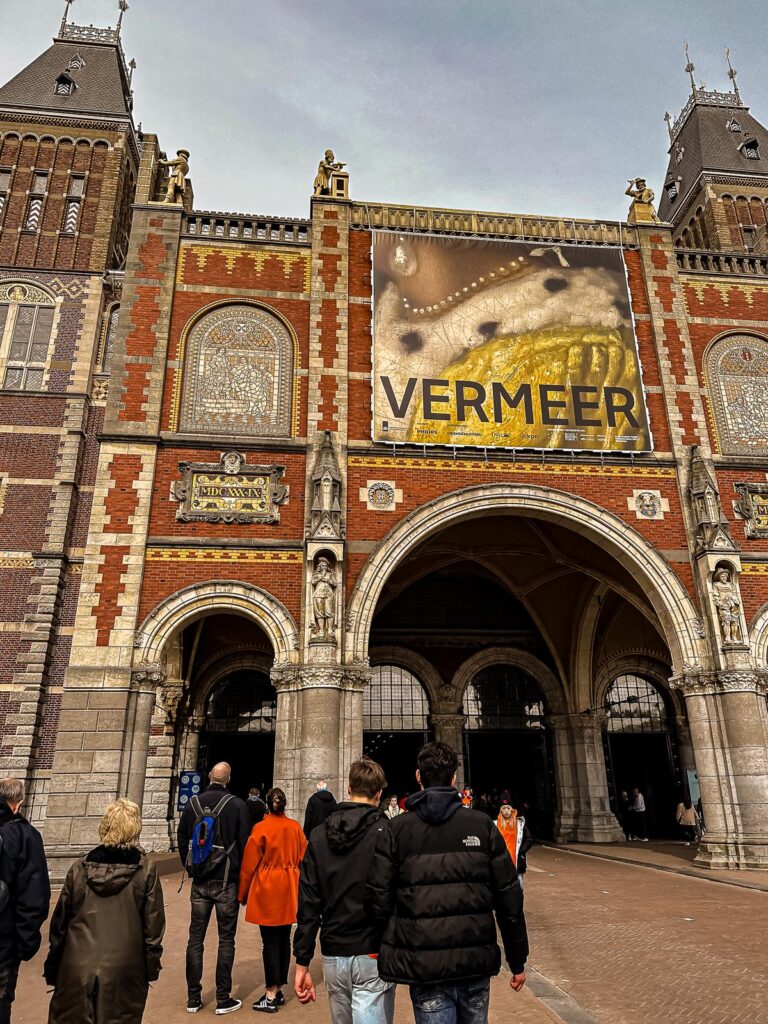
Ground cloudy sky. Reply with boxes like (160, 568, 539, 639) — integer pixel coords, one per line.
(2, 1, 767, 221)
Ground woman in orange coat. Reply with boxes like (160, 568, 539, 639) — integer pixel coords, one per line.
(238, 787, 307, 1013)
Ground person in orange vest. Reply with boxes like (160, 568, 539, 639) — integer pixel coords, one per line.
(495, 801, 533, 888)
(460, 788, 473, 808)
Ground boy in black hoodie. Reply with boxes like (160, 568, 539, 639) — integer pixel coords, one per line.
(294, 758, 394, 1024)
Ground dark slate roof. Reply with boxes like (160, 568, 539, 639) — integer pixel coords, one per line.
(659, 96, 768, 222)
(0, 38, 132, 119)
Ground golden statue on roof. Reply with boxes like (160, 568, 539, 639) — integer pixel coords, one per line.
(625, 177, 661, 224)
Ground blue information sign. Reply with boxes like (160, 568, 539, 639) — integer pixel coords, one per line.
(177, 769, 203, 812)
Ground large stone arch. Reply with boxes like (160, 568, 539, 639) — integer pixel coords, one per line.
(750, 602, 768, 668)
(451, 647, 567, 715)
(134, 580, 299, 669)
(346, 484, 703, 672)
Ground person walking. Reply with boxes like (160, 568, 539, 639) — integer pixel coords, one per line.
(239, 788, 307, 1013)
(302, 782, 337, 839)
(294, 758, 394, 1024)
(495, 801, 533, 889)
(44, 798, 164, 1024)
(178, 762, 251, 1015)
(367, 741, 528, 1024)
(631, 787, 649, 841)
(383, 795, 402, 820)
(676, 797, 700, 846)
(248, 788, 268, 829)
(0, 778, 50, 1024)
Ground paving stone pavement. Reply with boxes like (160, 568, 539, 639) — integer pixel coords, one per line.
(15, 847, 766, 1024)
(526, 846, 768, 1024)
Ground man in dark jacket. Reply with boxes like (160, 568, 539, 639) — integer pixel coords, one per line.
(302, 781, 337, 838)
(246, 787, 267, 830)
(294, 758, 394, 1024)
(366, 742, 528, 1024)
(0, 777, 50, 1023)
(178, 762, 251, 1015)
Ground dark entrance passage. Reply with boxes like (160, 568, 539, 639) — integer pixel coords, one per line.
(603, 673, 680, 837)
(363, 665, 429, 800)
(463, 664, 555, 839)
(199, 670, 276, 800)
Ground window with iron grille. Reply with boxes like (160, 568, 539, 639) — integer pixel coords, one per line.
(605, 673, 669, 734)
(463, 665, 546, 730)
(363, 665, 429, 732)
(205, 671, 276, 734)
(0, 284, 56, 392)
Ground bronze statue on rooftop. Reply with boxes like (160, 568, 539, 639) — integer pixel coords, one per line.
(159, 149, 190, 204)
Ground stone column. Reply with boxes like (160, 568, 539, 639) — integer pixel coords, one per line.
(549, 713, 624, 843)
(673, 669, 768, 868)
(430, 714, 467, 788)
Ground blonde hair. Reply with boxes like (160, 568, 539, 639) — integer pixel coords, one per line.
(98, 798, 142, 848)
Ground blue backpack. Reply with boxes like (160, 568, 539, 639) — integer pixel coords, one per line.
(186, 793, 235, 882)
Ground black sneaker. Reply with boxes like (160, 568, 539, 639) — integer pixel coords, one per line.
(274, 992, 285, 1007)
(252, 994, 278, 1013)
(216, 998, 243, 1015)
(187, 997, 202, 1014)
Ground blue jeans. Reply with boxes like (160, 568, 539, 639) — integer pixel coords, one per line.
(410, 978, 490, 1024)
(322, 955, 395, 1024)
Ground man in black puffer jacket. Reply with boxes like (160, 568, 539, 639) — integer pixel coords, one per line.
(366, 742, 528, 1024)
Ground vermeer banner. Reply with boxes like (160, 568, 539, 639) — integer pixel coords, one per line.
(371, 232, 652, 451)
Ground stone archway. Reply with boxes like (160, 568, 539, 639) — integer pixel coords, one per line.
(346, 484, 703, 674)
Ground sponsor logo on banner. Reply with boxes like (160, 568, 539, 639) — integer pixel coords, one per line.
(371, 232, 652, 452)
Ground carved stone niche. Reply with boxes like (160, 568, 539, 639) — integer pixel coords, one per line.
(710, 562, 748, 650)
(171, 450, 288, 524)
(734, 481, 768, 539)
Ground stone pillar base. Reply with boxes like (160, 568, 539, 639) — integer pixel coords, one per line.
(696, 837, 768, 870)
(555, 810, 625, 844)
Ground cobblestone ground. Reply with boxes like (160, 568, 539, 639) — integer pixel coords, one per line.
(526, 846, 768, 1024)
(15, 848, 767, 1024)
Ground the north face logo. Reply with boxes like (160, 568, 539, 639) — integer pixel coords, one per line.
(462, 835, 480, 847)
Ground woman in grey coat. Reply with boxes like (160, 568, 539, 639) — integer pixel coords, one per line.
(44, 798, 165, 1024)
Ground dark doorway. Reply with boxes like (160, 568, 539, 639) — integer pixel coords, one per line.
(463, 730, 554, 839)
(363, 665, 430, 800)
(603, 672, 680, 837)
(199, 669, 276, 801)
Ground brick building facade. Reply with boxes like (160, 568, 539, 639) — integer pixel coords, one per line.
(1, 16, 767, 872)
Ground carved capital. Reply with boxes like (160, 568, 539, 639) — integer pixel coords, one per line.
(670, 668, 768, 696)
(131, 660, 166, 687)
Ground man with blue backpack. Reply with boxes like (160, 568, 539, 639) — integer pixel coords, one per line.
(178, 762, 251, 1015)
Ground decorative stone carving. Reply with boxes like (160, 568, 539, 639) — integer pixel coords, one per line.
(627, 488, 670, 520)
(734, 481, 768, 538)
(308, 431, 343, 539)
(313, 149, 345, 196)
(670, 669, 768, 696)
(0, 282, 54, 305)
(131, 660, 166, 686)
(711, 567, 745, 646)
(689, 446, 737, 552)
(91, 377, 109, 402)
(158, 149, 190, 204)
(705, 335, 768, 455)
(171, 451, 288, 524)
(359, 480, 403, 512)
(158, 680, 184, 733)
(691, 616, 706, 639)
(625, 177, 661, 223)
(310, 555, 338, 643)
(179, 304, 294, 437)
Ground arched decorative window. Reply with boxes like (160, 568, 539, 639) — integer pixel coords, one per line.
(463, 665, 546, 730)
(205, 671, 276, 734)
(605, 673, 669, 733)
(364, 665, 429, 732)
(705, 333, 768, 455)
(179, 303, 294, 437)
(0, 281, 56, 391)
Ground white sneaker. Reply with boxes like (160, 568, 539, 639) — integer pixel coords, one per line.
(641, 838, 649, 842)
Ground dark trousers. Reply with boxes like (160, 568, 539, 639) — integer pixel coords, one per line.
(0, 961, 19, 1024)
(186, 879, 239, 1003)
(633, 811, 648, 839)
(410, 978, 490, 1024)
(259, 924, 292, 988)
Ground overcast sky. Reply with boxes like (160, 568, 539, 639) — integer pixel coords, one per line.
(2, 1, 768, 221)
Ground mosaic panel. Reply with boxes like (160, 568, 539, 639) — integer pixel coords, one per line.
(706, 334, 768, 455)
(179, 304, 293, 437)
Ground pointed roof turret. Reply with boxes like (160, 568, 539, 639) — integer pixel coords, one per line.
(0, 3, 134, 122)
(658, 46, 768, 226)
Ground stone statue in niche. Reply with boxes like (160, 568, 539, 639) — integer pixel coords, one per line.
(311, 555, 338, 642)
(712, 567, 744, 645)
(625, 177, 661, 223)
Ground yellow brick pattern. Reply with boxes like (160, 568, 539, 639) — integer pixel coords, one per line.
(145, 547, 302, 564)
(176, 244, 311, 292)
(741, 562, 768, 575)
(348, 456, 676, 478)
